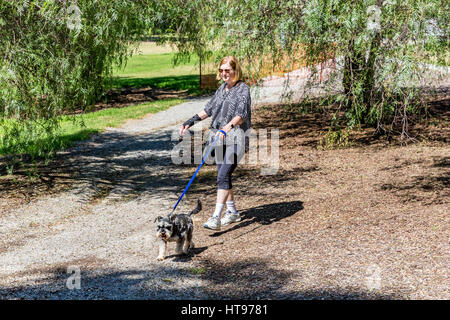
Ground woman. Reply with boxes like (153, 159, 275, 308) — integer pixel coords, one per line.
(179, 56, 251, 230)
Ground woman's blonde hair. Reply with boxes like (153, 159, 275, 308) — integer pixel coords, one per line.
(216, 56, 243, 82)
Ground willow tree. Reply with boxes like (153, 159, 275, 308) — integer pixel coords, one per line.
(296, 0, 449, 136)
(0, 0, 150, 157)
(162, 0, 448, 137)
(145, 0, 220, 64)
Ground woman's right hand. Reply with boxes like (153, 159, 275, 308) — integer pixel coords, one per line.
(179, 124, 190, 136)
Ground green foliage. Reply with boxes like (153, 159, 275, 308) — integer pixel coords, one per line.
(0, 98, 184, 160)
(0, 117, 68, 158)
(0, 0, 151, 157)
(159, 0, 449, 137)
(1, 0, 448, 164)
(318, 127, 351, 149)
(145, 0, 219, 64)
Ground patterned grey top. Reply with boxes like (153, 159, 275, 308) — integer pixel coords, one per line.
(204, 80, 251, 149)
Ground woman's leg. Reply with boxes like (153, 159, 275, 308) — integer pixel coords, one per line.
(224, 189, 239, 214)
(213, 160, 236, 220)
(216, 145, 238, 193)
(222, 144, 238, 204)
(204, 144, 237, 229)
(221, 144, 241, 223)
(217, 188, 230, 204)
(227, 189, 234, 202)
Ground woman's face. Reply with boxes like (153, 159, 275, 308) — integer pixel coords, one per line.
(219, 62, 235, 84)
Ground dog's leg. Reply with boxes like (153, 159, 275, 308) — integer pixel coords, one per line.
(183, 231, 193, 254)
(175, 239, 183, 255)
(157, 239, 167, 261)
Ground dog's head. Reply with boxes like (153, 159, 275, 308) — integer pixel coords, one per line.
(154, 216, 174, 241)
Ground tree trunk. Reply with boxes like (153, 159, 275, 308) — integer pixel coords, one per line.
(342, 31, 381, 126)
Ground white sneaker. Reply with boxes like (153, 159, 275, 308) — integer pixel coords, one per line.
(221, 210, 241, 226)
(203, 216, 221, 230)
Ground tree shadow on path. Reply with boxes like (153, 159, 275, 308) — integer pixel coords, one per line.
(209, 200, 304, 238)
(0, 258, 399, 300)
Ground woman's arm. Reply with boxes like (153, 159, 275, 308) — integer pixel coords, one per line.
(198, 110, 209, 120)
(216, 115, 242, 139)
(222, 115, 243, 134)
(180, 110, 210, 135)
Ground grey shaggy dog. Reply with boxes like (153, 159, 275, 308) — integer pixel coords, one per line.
(154, 199, 202, 261)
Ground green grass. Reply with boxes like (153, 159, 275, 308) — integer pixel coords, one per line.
(406, 43, 450, 67)
(62, 98, 185, 132)
(112, 52, 211, 95)
(114, 75, 201, 93)
(189, 267, 207, 275)
(114, 52, 199, 78)
(0, 98, 185, 157)
(1, 42, 209, 159)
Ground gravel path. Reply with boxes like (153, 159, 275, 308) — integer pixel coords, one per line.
(0, 86, 309, 300)
(0, 97, 216, 299)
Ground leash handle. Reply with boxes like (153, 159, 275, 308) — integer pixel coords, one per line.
(217, 129, 227, 137)
(172, 130, 226, 214)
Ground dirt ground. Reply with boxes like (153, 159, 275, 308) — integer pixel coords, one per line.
(0, 91, 448, 299)
(70, 86, 192, 114)
(182, 94, 449, 299)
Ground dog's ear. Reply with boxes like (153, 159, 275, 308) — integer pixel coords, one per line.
(154, 216, 163, 223)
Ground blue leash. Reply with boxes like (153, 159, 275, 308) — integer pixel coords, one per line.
(169, 129, 227, 216)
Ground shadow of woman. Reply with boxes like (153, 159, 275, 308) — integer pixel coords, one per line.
(209, 200, 304, 237)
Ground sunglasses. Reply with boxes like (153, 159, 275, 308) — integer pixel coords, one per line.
(218, 68, 233, 73)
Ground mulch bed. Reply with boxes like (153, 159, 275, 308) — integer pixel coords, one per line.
(70, 86, 191, 114)
(185, 96, 449, 299)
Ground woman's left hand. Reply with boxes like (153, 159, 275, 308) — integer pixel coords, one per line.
(215, 130, 226, 140)
(216, 123, 233, 140)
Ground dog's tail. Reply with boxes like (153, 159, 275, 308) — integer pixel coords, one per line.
(189, 198, 202, 216)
